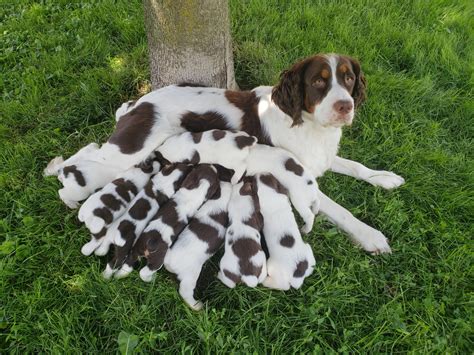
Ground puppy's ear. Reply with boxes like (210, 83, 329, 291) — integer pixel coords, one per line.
(272, 61, 307, 126)
(347, 57, 367, 108)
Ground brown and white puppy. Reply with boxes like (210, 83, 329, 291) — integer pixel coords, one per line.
(257, 174, 316, 290)
(218, 177, 266, 288)
(44, 143, 122, 208)
(100, 163, 192, 279)
(246, 144, 320, 234)
(164, 181, 232, 310)
(118, 164, 220, 281)
(78, 152, 164, 256)
(157, 129, 257, 184)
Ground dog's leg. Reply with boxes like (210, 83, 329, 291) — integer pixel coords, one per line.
(318, 191, 392, 254)
(330, 156, 404, 190)
(178, 270, 203, 311)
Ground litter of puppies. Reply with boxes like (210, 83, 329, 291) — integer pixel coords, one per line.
(45, 129, 320, 310)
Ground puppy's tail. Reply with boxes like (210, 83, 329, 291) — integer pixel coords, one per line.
(44, 156, 64, 177)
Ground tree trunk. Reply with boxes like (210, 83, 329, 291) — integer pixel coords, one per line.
(143, 0, 238, 90)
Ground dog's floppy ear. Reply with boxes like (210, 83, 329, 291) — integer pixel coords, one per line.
(271, 61, 308, 126)
(347, 57, 367, 108)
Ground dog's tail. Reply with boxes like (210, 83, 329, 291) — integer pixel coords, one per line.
(43, 156, 64, 177)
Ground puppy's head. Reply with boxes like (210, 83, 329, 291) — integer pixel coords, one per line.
(272, 54, 366, 127)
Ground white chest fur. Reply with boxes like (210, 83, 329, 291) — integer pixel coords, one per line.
(256, 87, 342, 177)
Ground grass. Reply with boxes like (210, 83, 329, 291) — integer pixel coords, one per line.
(1, 0, 472, 353)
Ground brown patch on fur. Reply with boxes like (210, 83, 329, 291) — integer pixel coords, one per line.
(118, 220, 136, 242)
(285, 158, 304, 176)
(209, 211, 229, 226)
(92, 227, 107, 240)
(63, 165, 86, 187)
(129, 198, 151, 220)
(100, 194, 123, 211)
(180, 111, 230, 132)
(235, 135, 256, 149)
(180, 165, 218, 199)
(280, 234, 295, 248)
(223, 269, 241, 284)
(144, 180, 155, 198)
(192, 131, 203, 144)
(259, 174, 289, 195)
(114, 179, 138, 202)
(213, 164, 234, 182)
(108, 102, 155, 154)
(155, 191, 169, 206)
(293, 260, 309, 277)
(224, 90, 272, 145)
(232, 238, 263, 276)
(212, 130, 226, 141)
(93, 207, 113, 224)
(189, 220, 221, 254)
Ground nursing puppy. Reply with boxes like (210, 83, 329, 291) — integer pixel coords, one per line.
(257, 174, 316, 290)
(157, 129, 257, 184)
(164, 181, 232, 310)
(246, 144, 320, 234)
(118, 164, 220, 281)
(218, 177, 266, 288)
(44, 143, 122, 208)
(102, 163, 192, 279)
(79, 152, 164, 256)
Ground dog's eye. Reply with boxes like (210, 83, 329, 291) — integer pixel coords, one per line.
(312, 79, 325, 88)
(345, 75, 355, 84)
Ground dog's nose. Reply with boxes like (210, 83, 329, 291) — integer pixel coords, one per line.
(333, 100, 353, 114)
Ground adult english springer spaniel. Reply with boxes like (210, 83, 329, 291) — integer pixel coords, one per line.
(87, 54, 405, 254)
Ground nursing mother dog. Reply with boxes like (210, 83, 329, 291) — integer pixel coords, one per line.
(93, 53, 405, 254)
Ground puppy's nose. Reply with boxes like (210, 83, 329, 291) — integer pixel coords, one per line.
(333, 100, 353, 114)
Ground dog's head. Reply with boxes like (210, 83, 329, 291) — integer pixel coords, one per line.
(272, 54, 366, 127)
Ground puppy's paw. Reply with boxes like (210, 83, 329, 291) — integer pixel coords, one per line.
(44, 156, 64, 177)
(354, 228, 392, 255)
(81, 239, 100, 256)
(365, 171, 405, 190)
(114, 264, 133, 279)
(300, 222, 313, 235)
(188, 300, 204, 311)
(102, 264, 114, 280)
(139, 266, 155, 282)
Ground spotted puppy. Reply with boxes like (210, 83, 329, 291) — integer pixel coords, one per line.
(157, 129, 257, 184)
(118, 164, 220, 281)
(218, 177, 266, 288)
(246, 144, 320, 234)
(164, 181, 232, 310)
(257, 174, 316, 290)
(102, 163, 192, 279)
(79, 152, 163, 256)
(44, 143, 123, 208)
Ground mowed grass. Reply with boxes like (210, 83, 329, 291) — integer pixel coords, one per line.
(1, 0, 472, 352)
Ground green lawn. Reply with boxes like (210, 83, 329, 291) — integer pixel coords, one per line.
(1, 0, 472, 353)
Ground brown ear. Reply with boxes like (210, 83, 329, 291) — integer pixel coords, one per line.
(271, 61, 308, 126)
(347, 57, 367, 108)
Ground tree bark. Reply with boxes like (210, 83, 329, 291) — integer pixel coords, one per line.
(143, 0, 238, 90)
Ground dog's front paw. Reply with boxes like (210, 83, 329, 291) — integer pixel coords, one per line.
(354, 228, 392, 255)
(300, 222, 313, 235)
(365, 171, 405, 190)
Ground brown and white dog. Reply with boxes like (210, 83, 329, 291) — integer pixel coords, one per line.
(119, 164, 220, 282)
(257, 174, 316, 290)
(51, 54, 404, 254)
(157, 129, 257, 184)
(218, 177, 266, 288)
(164, 181, 232, 310)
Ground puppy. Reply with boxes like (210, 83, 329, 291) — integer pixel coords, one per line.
(102, 163, 192, 279)
(164, 181, 232, 310)
(257, 174, 316, 290)
(44, 143, 122, 208)
(246, 144, 320, 234)
(157, 129, 257, 184)
(217, 177, 266, 288)
(79, 152, 163, 256)
(118, 164, 220, 281)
